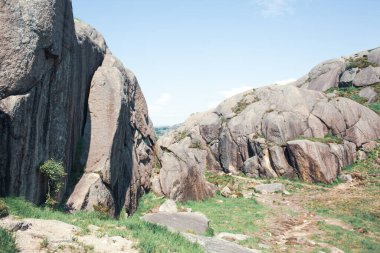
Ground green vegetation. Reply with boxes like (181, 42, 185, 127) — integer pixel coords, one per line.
(315, 222, 380, 253)
(346, 56, 378, 70)
(184, 193, 265, 236)
(0, 228, 17, 253)
(39, 159, 66, 207)
(232, 99, 250, 114)
(175, 130, 189, 142)
(189, 140, 204, 149)
(327, 83, 380, 115)
(296, 133, 343, 144)
(307, 142, 380, 252)
(3, 194, 203, 253)
(0, 199, 9, 218)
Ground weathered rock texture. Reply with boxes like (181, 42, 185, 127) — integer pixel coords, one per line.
(0, 0, 154, 216)
(154, 84, 380, 200)
(293, 48, 380, 91)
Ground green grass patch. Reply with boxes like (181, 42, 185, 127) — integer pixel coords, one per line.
(0, 199, 9, 218)
(296, 133, 343, 144)
(3, 194, 204, 253)
(183, 195, 266, 235)
(346, 57, 378, 70)
(0, 228, 17, 253)
(326, 83, 380, 115)
(175, 130, 189, 142)
(315, 222, 380, 253)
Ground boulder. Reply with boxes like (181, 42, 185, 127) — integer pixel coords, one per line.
(142, 212, 210, 235)
(287, 140, 355, 183)
(352, 66, 380, 87)
(339, 68, 358, 84)
(254, 183, 285, 193)
(359, 87, 377, 103)
(154, 84, 380, 200)
(221, 186, 232, 197)
(0, 0, 155, 216)
(159, 199, 178, 213)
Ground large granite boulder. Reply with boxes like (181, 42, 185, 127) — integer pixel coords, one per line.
(154, 85, 380, 199)
(0, 0, 154, 216)
(293, 48, 380, 91)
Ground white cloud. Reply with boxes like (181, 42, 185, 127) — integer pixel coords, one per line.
(254, 0, 295, 16)
(155, 92, 171, 106)
(221, 86, 253, 98)
(274, 78, 296, 85)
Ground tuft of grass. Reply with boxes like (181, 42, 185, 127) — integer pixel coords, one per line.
(326, 83, 380, 115)
(175, 130, 189, 143)
(3, 194, 203, 253)
(40, 237, 49, 249)
(189, 140, 204, 150)
(346, 56, 378, 70)
(0, 228, 17, 253)
(232, 99, 250, 114)
(296, 133, 343, 144)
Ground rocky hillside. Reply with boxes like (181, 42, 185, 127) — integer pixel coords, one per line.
(0, 0, 155, 217)
(153, 48, 380, 201)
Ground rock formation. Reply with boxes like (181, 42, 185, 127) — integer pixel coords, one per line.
(0, 0, 154, 217)
(154, 50, 380, 200)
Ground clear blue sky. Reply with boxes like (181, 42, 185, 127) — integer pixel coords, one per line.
(72, 0, 380, 126)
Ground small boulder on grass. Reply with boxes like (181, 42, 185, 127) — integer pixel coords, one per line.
(221, 186, 232, 197)
(0, 199, 9, 218)
(159, 199, 178, 213)
(254, 183, 285, 194)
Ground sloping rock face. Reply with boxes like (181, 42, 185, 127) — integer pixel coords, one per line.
(0, 0, 154, 216)
(293, 48, 380, 91)
(154, 85, 380, 200)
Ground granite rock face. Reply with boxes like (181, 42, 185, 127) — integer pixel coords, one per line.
(0, 0, 154, 216)
(154, 85, 380, 200)
(293, 48, 380, 91)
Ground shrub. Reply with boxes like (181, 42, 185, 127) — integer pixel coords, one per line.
(346, 56, 378, 70)
(39, 159, 66, 207)
(232, 99, 249, 114)
(174, 130, 188, 142)
(0, 199, 9, 218)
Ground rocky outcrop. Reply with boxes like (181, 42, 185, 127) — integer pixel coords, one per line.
(0, 0, 154, 216)
(154, 85, 380, 200)
(293, 48, 380, 91)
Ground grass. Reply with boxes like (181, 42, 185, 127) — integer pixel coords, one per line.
(314, 222, 380, 253)
(175, 130, 189, 142)
(183, 195, 266, 235)
(2, 194, 204, 253)
(189, 140, 204, 149)
(307, 142, 380, 252)
(296, 133, 343, 144)
(0, 229, 17, 253)
(326, 83, 380, 115)
(232, 99, 250, 114)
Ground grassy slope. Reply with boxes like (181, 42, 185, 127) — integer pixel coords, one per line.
(3, 194, 203, 253)
(0, 228, 17, 253)
(306, 143, 380, 253)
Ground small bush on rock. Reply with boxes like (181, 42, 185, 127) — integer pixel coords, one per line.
(0, 199, 9, 218)
(346, 56, 378, 70)
(39, 159, 66, 207)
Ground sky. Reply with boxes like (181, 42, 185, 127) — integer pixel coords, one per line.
(72, 0, 380, 126)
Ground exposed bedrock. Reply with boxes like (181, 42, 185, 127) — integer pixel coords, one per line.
(154, 85, 380, 200)
(0, 0, 154, 216)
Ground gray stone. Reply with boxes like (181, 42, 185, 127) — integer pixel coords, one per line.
(339, 174, 353, 183)
(359, 87, 377, 103)
(0, 1, 155, 217)
(216, 232, 250, 241)
(340, 68, 358, 84)
(142, 212, 210, 235)
(221, 186, 232, 197)
(254, 183, 285, 193)
(183, 233, 261, 253)
(159, 199, 178, 213)
(353, 66, 380, 87)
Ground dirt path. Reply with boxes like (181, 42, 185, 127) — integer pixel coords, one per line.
(250, 181, 360, 253)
